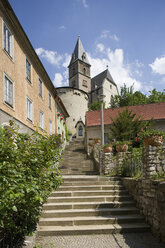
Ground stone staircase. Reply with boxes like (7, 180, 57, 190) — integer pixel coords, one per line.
(59, 140, 98, 175)
(37, 140, 149, 236)
(37, 175, 150, 236)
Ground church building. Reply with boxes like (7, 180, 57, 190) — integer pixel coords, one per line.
(56, 36, 119, 138)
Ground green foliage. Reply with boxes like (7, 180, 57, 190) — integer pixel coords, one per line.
(103, 143, 112, 148)
(152, 172, 165, 181)
(138, 128, 165, 139)
(110, 84, 165, 108)
(88, 101, 105, 111)
(113, 140, 131, 146)
(109, 108, 148, 142)
(65, 124, 69, 142)
(120, 148, 143, 177)
(0, 122, 63, 247)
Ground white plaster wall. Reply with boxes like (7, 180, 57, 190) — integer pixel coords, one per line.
(56, 88, 88, 136)
(103, 79, 118, 108)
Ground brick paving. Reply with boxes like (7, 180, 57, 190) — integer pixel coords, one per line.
(35, 232, 165, 248)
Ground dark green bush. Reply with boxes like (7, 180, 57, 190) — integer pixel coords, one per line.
(0, 122, 63, 247)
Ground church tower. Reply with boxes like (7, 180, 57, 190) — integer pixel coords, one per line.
(68, 36, 91, 93)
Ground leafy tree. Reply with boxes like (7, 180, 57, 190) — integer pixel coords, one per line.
(109, 108, 148, 142)
(88, 101, 105, 111)
(110, 84, 165, 108)
(0, 121, 63, 247)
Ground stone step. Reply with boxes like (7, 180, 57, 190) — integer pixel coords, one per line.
(37, 223, 150, 236)
(51, 190, 128, 197)
(62, 176, 120, 181)
(43, 201, 136, 210)
(47, 195, 132, 203)
(62, 181, 122, 186)
(39, 215, 145, 226)
(61, 171, 98, 175)
(58, 185, 124, 191)
(41, 207, 139, 218)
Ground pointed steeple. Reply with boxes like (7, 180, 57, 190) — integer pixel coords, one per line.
(69, 36, 90, 66)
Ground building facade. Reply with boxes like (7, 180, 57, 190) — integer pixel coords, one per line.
(55, 95, 69, 142)
(85, 102, 165, 145)
(0, 0, 59, 135)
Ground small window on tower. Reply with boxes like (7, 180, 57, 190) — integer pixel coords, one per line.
(110, 84, 112, 89)
(82, 80, 87, 87)
(83, 68, 86, 75)
(82, 52, 86, 61)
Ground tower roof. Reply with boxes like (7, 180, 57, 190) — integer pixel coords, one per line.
(91, 69, 116, 91)
(69, 36, 90, 66)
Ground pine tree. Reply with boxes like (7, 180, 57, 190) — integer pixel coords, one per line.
(109, 108, 147, 141)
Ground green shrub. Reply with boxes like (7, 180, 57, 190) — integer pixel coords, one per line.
(0, 122, 63, 247)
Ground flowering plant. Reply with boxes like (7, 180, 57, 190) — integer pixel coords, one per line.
(138, 129, 165, 139)
(113, 140, 131, 146)
(103, 143, 112, 148)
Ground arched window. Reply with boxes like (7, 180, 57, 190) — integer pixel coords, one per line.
(78, 125, 83, 136)
(83, 67, 86, 75)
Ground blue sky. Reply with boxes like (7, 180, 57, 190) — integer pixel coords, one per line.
(9, 0, 165, 94)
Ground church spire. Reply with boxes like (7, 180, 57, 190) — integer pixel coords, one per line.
(69, 36, 90, 66)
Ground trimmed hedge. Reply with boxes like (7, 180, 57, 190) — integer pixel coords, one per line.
(0, 122, 63, 247)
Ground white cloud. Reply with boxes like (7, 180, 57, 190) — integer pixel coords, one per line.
(109, 34, 119, 42)
(100, 30, 109, 39)
(82, 0, 88, 8)
(100, 30, 119, 41)
(53, 73, 67, 87)
(36, 44, 143, 92)
(149, 56, 165, 75)
(87, 47, 142, 91)
(35, 48, 62, 66)
(96, 43, 105, 53)
(59, 25, 66, 30)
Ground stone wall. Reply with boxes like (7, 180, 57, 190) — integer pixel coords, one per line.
(122, 146, 165, 242)
(122, 178, 165, 242)
(142, 146, 165, 178)
(87, 143, 115, 175)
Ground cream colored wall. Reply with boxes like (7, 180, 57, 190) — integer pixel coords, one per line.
(56, 88, 88, 136)
(86, 125, 110, 143)
(0, 15, 56, 135)
(103, 79, 118, 108)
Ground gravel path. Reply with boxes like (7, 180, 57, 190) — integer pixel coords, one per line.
(35, 232, 165, 248)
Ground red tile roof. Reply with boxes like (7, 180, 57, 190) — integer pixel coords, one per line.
(86, 102, 165, 127)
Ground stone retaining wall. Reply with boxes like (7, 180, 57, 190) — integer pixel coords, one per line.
(122, 178, 165, 242)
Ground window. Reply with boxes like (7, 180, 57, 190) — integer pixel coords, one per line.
(38, 78, 43, 97)
(39, 110, 44, 130)
(4, 75, 13, 107)
(78, 125, 83, 136)
(49, 120, 52, 135)
(110, 85, 112, 89)
(3, 21, 13, 58)
(83, 68, 86, 75)
(82, 80, 87, 87)
(26, 97, 33, 121)
(48, 92, 52, 109)
(26, 57, 31, 83)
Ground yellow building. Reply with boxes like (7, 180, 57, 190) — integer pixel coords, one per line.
(0, 0, 58, 135)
